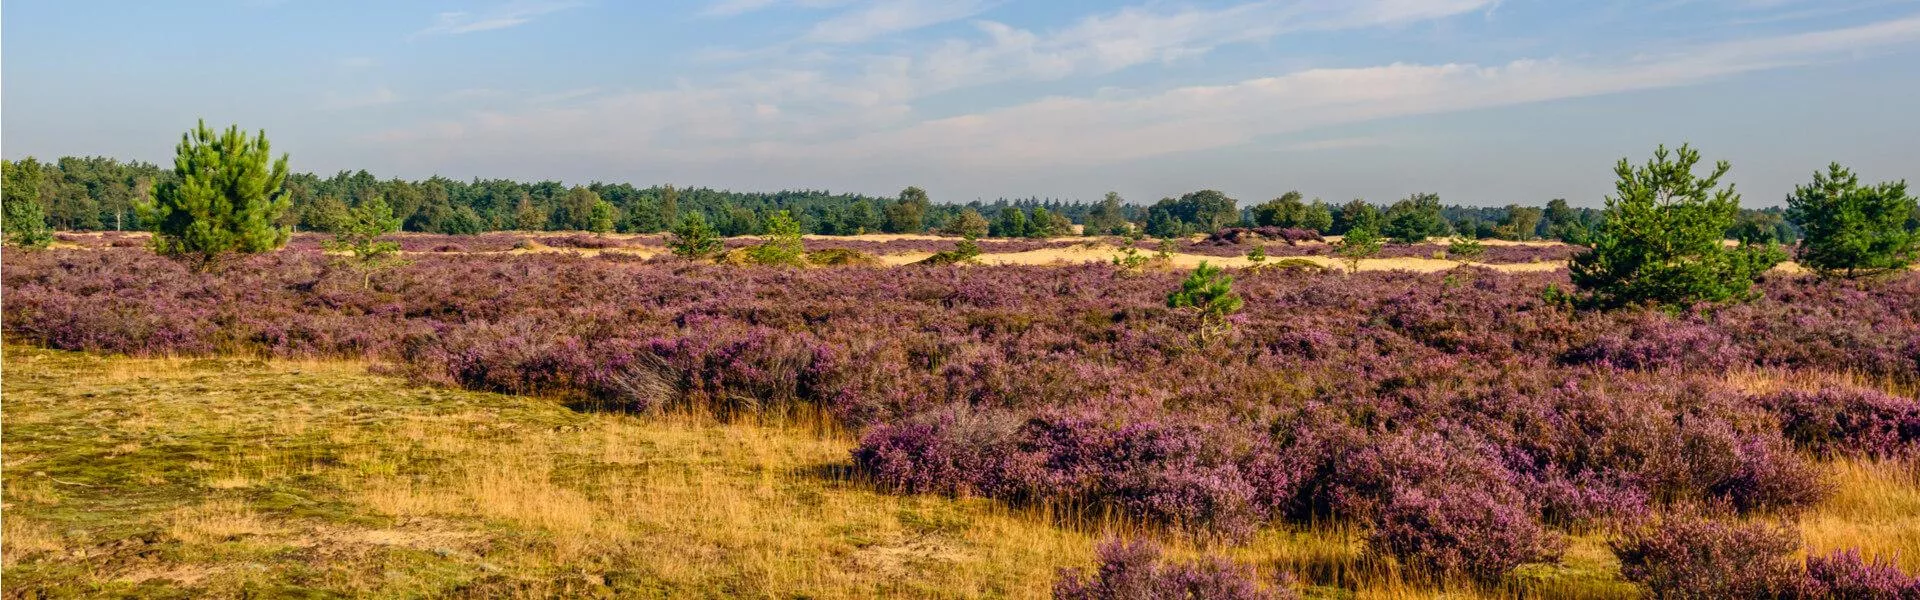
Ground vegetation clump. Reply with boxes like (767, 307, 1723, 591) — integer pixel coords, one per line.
(137, 120, 292, 270)
(666, 213, 723, 260)
(321, 195, 407, 288)
(1786, 163, 1919, 279)
(1570, 144, 1785, 308)
(2, 157, 55, 248)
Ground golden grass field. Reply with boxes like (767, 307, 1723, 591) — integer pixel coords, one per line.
(3, 347, 1915, 599)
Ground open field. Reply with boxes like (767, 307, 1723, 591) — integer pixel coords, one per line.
(7, 347, 1915, 598)
(4, 246, 1919, 598)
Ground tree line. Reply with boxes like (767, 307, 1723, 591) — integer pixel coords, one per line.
(0, 152, 1837, 244)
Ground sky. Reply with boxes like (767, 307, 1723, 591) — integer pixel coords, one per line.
(4, 0, 1919, 207)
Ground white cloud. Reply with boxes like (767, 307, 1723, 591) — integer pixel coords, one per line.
(802, 0, 996, 43)
(701, 0, 854, 18)
(413, 1, 582, 38)
(372, 12, 1920, 180)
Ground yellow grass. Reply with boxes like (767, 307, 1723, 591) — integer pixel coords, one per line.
(5, 347, 1916, 598)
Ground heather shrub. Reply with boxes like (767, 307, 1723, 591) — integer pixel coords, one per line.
(851, 406, 1041, 499)
(1760, 388, 1920, 458)
(1053, 538, 1291, 600)
(1801, 549, 1920, 599)
(1365, 480, 1564, 581)
(1562, 310, 1748, 371)
(1611, 511, 1805, 599)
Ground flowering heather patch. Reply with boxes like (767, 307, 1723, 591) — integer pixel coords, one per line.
(1802, 549, 1920, 598)
(1052, 538, 1292, 600)
(1761, 387, 1920, 458)
(4, 247, 1917, 581)
(1611, 511, 1807, 599)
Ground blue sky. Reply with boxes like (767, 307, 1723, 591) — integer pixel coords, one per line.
(4, 0, 1918, 206)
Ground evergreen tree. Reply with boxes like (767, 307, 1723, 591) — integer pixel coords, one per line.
(2, 157, 55, 248)
(1335, 225, 1383, 272)
(1448, 232, 1486, 265)
(322, 195, 405, 288)
(1785, 163, 1919, 278)
(137, 120, 292, 270)
(1334, 199, 1380, 235)
(1166, 261, 1243, 342)
(666, 213, 722, 260)
(1570, 144, 1785, 308)
(1084, 192, 1129, 235)
(993, 206, 1030, 238)
(1382, 193, 1452, 243)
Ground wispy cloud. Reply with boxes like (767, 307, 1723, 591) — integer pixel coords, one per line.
(412, 1, 583, 38)
(374, 12, 1920, 174)
(802, 0, 996, 43)
(700, 0, 853, 18)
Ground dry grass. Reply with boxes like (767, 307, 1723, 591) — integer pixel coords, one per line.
(4, 346, 1915, 598)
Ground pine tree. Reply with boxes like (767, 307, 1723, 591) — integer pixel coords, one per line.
(1335, 225, 1383, 273)
(1786, 163, 1918, 279)
(1570, 144, 1785, 308)
(322, 196, 405, 288)
(1167, 261, 1243, 342)
(666, 213, 722, 260)
(2, 157, 55, 248)
(137, 120, 292, 270)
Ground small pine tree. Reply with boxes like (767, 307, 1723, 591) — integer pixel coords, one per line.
(1786, 163, 1919, 279)
(322, 196, 406, 288)
(2, 157, 54, 249)
(588, 199, 616, 236)
(1448, 233, 1486, 265)
(1156, 237, 1178, 260)
(1570, 144, 1786, 308)
(1335, 226, 1383, 273)
(1167, 261, 1243, 342)
(137, 120, 292, 270)
(667, 213, 722, 260)
(749, 210, 807, 267)
(1112, 228, 1149, 271)
(1246, 245, 1267, 263)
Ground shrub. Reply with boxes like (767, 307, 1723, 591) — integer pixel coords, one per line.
(321, 195, 405, 289)
(1167, 262, 1242, 340)
(941, 208, 991, 238)
(1334, 226, 1382, 272)
(1611, 511, 1804, 599)
(1448, 234, 1485, 264)
(1570, 144, 1786, 308)
(806, 247, 881, 267)
(747, 210, 807, 267)
(1801, 549, 1920, 599)
(1053, 538, 1291, 600)
(1760, 388, 1920, 458)
(1246, 246, 1267, 263)
(137, 120, 293, 270)
(1366, 480, 1564, 581)
(1787, 163, 1920, 279)
(919, 237, 984, 266)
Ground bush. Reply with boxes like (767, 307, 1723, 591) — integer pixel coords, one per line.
(1366, 480, 1564, 581)
(806, 248, 881, 267)
(748, 210, 807, 267)
(1053, 538, 1291, 600)
(1570, 144, 1786, 308)
(1611, 511, 1805, 599)
(1801, 549, 1920, 599)
(1760, 388, 1920, 458)
(666, 213, 723, 260)
(1787, 163, 1920, 279)
(919, 237, 983, 266)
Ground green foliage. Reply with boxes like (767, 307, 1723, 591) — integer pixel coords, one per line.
(1083, 192, 1131, 235)
(1145, 190, 1237, 236)
(1166, 261, 1243, 341)
(941, 208, 991, 238)
(920, 236, 984, 266)
(883, 186, 931, 234)
(748, 210, 807, 267)
(588, 199, 617, 236)
(1246, 245, 1267, 263)
(512, 193, 546, 231)
(1570, 144, 1786, 308)
(992, 206, 1030, 238)
(1156, 237, 1178, 260)
(1252, 192, 1306, 227)
(1027, 207, 1072, 238)
(2, 157, 54, 248)
(1495, 204, 1542, 240)
(1335, 199, 1381, 235)
(1785, 163, 1919, 279)
(1382, 193, 1453, 243)
(666, 213, 722, 260)
(321, 196, 406, 288)
(1112, 229, 1149, 271)
(1448, 233, 1486, 264)
(1335, 225, 1383, 272)
(137, 120, 292, 270)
